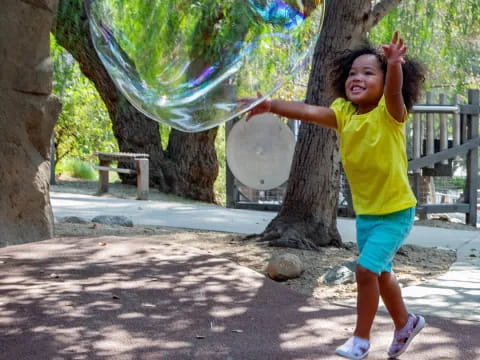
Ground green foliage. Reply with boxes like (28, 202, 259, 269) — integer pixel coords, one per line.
(89, 0, 322, 101)
(103, 0, 253, 81)
(57, 158, 96, 180)
(158, 122, 171, 149)
(369, 0, 480, 91)
(451, 176, 466, 189)
(214, 124, 227, 205)
(51, 35, 118, 169)
(52, 0, 478, 202)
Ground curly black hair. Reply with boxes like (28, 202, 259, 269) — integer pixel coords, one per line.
(330, 44, 426, 111)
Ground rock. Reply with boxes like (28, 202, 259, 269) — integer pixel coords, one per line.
(92, 215, 133, 227)
(0, 0, 61, 246)
(59, 216, 88, 224)
(323, 261, 357, 285)
(343, 242, 356, 250)
(343, 260, 357, 272)
(267, 253, 304, 281)
(430, 214, 451, 222)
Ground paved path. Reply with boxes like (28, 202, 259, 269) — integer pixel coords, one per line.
(1, 236, 479, 360)
(0, 192, 478, 359)
(50, 192, 480, 322)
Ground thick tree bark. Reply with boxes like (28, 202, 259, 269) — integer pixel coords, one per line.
(52, 0, 218, 202)
(250, 0, 400, 249)
(0, 0, 61, 245)
(166, 129, 218, 202)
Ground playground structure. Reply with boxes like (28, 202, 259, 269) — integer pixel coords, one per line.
(226, 89, 480, 226)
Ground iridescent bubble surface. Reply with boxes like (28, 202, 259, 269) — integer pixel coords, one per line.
(87, 0, 325, 132)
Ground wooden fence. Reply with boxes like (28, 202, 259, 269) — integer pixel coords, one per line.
(408, 89, 480, 225)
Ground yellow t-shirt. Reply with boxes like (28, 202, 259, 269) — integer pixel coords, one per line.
(330, 96, 416, 215)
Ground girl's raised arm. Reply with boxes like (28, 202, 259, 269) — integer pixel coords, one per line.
(239, 92, 337, 129)
(382, 31, 407, 122)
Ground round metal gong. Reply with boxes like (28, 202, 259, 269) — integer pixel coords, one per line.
(226, 113, 295, 190)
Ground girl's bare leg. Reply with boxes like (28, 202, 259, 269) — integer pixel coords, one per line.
(353, 265, 380, 339)
(379, 271, 409, 329)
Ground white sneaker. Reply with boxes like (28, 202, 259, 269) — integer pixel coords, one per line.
(336, 336, 370, 359)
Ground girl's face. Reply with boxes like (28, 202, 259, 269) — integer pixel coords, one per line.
(345, 54, 385, 114)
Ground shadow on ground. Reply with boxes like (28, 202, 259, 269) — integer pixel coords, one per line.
(0, 236, 478, 359)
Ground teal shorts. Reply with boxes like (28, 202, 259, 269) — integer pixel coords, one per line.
(356, 207, 415, 275)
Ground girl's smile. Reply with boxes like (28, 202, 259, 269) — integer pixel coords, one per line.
(345, 54, 385, 114)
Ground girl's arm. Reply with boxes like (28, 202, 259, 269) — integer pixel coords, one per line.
(240, 93, 337, 129)
(382, 31, 407, 122)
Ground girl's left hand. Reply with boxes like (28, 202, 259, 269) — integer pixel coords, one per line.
(382, 31, 407, 65)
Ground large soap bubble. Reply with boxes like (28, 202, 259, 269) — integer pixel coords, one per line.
(87, 0, 324, 132)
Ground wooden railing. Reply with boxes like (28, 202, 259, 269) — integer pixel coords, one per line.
(406, 89, 480, 225)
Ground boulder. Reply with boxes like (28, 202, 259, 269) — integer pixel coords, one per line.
(267, 253, 304, 281)
(323, 261, 357, 285)
(92, 215, 134, 227)
(0, 0, 61, 246)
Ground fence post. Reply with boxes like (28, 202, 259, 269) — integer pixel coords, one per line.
(98, 158, 110, 194)
(411, 107, 422, 215)
(426, 92, 435, 169)
(225, 119, 237, 208)
(136, 158, 149, 200)
(439, 93, 448, 164)
(453, 94, 461, 147)
(465, 89, 479, 226)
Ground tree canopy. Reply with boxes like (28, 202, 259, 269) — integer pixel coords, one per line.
(369, 0, 480, 92)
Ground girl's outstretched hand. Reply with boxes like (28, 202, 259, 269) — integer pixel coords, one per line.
(382, 31, 407, 65)
(238, 91, 271, 121)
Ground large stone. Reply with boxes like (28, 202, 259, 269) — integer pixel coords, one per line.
(267, 253, 304, 281)
(323, 261, 357, 285)
(92, 216, 134, 227)
(0, 0, 60, 246)
(59, 216, 89, 224)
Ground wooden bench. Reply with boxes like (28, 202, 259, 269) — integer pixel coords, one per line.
(94, 152, 149, 200)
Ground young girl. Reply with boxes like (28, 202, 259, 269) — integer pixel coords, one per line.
(241, 32, 426, 359)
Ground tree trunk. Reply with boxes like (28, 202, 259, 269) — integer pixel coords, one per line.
(252, 0, 400, 249)
(52, 0, 218, 202)
(0, 0, 61, 246)
(166, 129, 218, 203)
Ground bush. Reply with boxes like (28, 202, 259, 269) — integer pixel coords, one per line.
(59, 158, 96, 180)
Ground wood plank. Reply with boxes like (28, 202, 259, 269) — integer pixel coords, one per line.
(459, 104, 480, 115)
(416, 204, 470, 214)
(94, 165, 137, 175)
(136, 159, 149, 200)
(98, 160, 110, 193)
(453, 94, 461, 149)
(235, 202, 281, 211)
(412, 112, 421, 174)
(426, 92, 435, 169)
(466, 89, 479, 226)
(439, 94, 448, 165)
(225, 119, 237, 208)
(95, 152, 149, 162)
(408, 137, 480, 171)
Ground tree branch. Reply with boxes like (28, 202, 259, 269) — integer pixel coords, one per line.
(366, 0, 402, 31)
